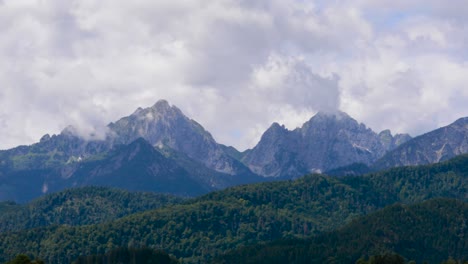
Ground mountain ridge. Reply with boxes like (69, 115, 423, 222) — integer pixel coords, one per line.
(2, 99, 468, 202)
(0, 100, 261, 202)
(242, 110, 412, 178)
(374, 116, 468, 170)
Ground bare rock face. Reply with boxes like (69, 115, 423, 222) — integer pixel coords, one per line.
(374, 117, 468, 169)
(108, 100, 249, 175)
(378, 130, 411, 150)
(242, 111, 411, 178)
(241, 122, 307, 177)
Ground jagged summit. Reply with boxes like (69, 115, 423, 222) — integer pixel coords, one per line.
(150, 99, 182, 114)
(265, 122, 287, 133)
(270, 122, 283, 128)
(312, 110, 353, 121)
(107, 100, 252, 175)
(379, 129, 392, 136)
(128, 100, 185, 121)
(242, 111, 411, 178)
(264, 111, 357, 136)
(297, 111, 363, 135)
(152, 99, 171, 109)
(132, 107, 144, 115)
(109, 100, 208, 147)
(39, 134, 51, 142)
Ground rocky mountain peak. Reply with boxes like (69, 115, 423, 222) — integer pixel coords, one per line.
(243, 111, 405, 178)
(378, 129, 392, 137)
(152, 99, 171, 110)
(303, 111, 360, 130)
(378, 129, 394, 150)
(150, 99, 183, 115)
(297, 111, 367, 141)
(128, 100, 185, 123)
(40, 134, 51, 142)
(269, 122, 284, 129)
(109, 100, 205, 146)
(262, 122, 288, 138)
(312, 111, 352, 121)
(107, 100, 252, 175)
(132, 107, 144, 115)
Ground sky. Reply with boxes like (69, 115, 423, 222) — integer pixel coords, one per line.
(1, 0, 468, 151)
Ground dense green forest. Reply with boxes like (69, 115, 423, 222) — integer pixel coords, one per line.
(214, 198, 468, 264)
(72, 247, 178, 264)
(0, 187, 184, 232)
(4, 254, 45, 264)
(0, 201, 19, 214)
(0, 155, 467, 263)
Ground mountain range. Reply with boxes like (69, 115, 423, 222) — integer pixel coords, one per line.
(1, 99, 468, 202)
(241, 111, 412, 178)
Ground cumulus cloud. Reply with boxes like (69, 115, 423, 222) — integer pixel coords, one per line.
(0, 0, 467, 150)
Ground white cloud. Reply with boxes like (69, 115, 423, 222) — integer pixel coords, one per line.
(0, 0, 467, 150)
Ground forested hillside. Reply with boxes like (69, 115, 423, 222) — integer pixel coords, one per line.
(0, 155, 466, 263)
(215, 198, 468, 264)
(0, 187, 184, 233)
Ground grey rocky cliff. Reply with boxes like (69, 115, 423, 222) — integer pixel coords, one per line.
(374, 117, 468, 169)
(242, 111, 411, 178)
(378, 129, 412, 150)
(241, 122, 307, 177)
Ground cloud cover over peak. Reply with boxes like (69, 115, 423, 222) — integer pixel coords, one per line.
(0, 0, 467, 150)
